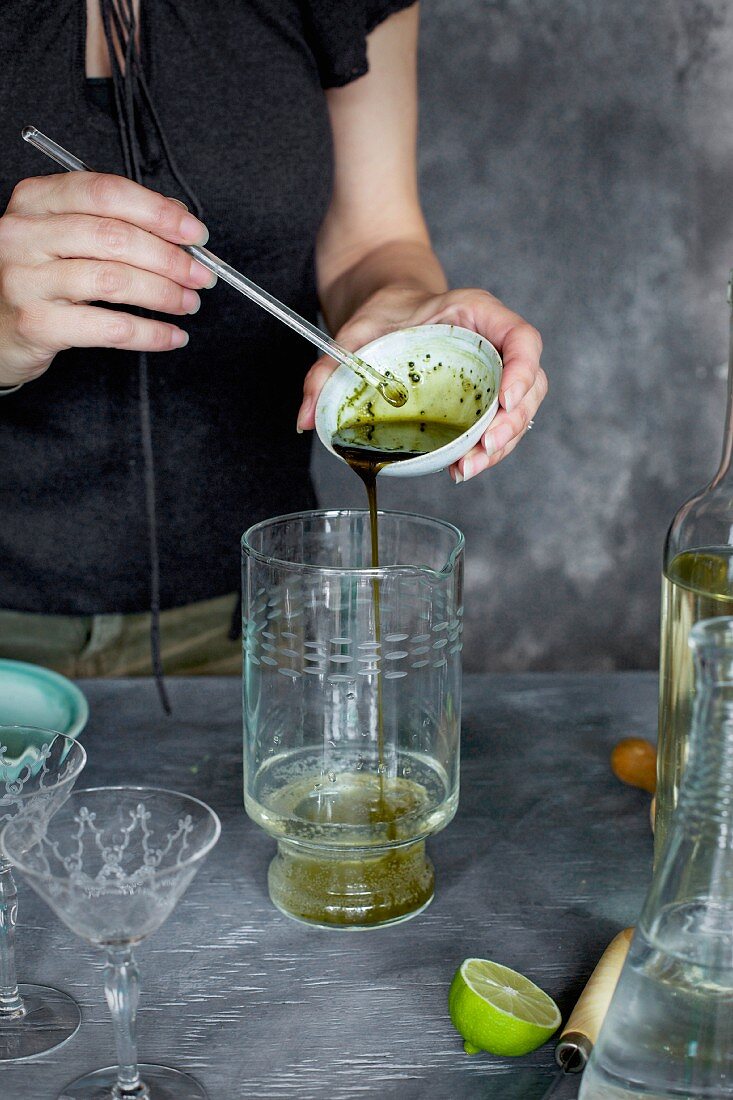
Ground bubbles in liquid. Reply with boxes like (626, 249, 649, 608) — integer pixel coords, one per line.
(328, 771, 336, 783)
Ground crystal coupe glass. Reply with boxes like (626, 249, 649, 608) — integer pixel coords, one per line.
(0, 725, 87, 1062)
(2, 786, 221, 1099)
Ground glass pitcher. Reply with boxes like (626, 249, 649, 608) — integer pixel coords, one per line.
(657, 271, 733, 855)
(581, 616, 733, 1098)
(241, 509, 463, 929)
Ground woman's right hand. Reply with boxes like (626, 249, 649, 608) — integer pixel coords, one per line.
(0, 172, 214, 387)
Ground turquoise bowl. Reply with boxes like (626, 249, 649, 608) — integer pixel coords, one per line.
(0, 660, 89, 739)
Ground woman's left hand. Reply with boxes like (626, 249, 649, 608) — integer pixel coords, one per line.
(296, 286, 546, 482)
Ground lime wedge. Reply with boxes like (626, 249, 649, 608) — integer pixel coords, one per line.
(448, 958, 561, 1056)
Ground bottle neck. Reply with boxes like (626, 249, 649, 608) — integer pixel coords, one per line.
(711, 286, 733, 486)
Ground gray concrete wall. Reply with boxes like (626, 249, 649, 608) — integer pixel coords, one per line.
(312, 0, 733, 672)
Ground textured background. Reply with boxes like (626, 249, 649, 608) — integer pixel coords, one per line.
(312, 0, 733, 672)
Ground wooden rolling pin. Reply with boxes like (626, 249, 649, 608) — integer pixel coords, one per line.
(548, 744, 648, 1074)
(555, 927, 633, 1070)
(611, 737, 657, 832)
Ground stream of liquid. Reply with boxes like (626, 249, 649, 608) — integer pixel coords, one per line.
(332, 419, 465, 797)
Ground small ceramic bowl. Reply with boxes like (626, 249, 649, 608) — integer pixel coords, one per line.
(315, 324, 503, 477)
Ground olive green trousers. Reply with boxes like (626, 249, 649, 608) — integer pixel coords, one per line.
(0, 593, 241, 677)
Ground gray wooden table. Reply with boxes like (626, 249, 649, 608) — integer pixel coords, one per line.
(1, 673, 656, 1100)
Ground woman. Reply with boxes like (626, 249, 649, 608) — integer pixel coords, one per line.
(0, 1, 546, 692)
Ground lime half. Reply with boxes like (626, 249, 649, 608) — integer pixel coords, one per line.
(448, 958, 561, 1056)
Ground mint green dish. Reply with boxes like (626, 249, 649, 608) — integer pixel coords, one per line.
(0, 660, 88, 739)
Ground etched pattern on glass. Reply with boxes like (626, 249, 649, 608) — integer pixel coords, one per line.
(43, 803, 195, 894)
(3, 787, 219, 1098)
(245, 584, 464, 680)
(0, 728, 86, 1050)
(0, 737, 82, 829)
(6, 791, 219, 948)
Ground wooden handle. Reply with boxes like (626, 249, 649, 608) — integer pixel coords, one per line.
(558, 928, 633, 1056)
(611, 738, 657, 794)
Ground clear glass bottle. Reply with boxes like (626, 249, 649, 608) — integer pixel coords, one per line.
(657, 272, 733, 857)
(581, 617, 733, 1099)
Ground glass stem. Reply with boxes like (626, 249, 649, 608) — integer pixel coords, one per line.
(104, 947, 149, 1098)
(0, 860, 24, 1019)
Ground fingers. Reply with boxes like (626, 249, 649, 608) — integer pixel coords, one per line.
(19, 301, 189, 354)
(413, 289, 544, 413)
(297, 353, 338, 431)
(450, 442, 488, 484)
(31, 259, 201, 316)
(451, 374, 545, 482)
(7, 173, 208, 246)
(485, 373, 545, 457)
(6, 212, 215, 290)
(498, 323, 544, 413)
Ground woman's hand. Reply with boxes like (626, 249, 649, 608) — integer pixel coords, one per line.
(0, 173, 214, 387)
(297, 286, 547, 481)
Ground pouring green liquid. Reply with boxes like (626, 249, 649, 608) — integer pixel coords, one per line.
(268, 418, 467, 927)
(333, 419, 465, 792)
(273, 419, 463, 925)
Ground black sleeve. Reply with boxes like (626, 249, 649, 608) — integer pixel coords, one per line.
(303, 1, 418, 89)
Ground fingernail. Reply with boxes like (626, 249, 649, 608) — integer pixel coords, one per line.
(180, 213, 209, 245)
(296, 397, 314, 433)
(487, 423, 514, 452)
(171, 329, 189, 349)
(189, 260, 217, 288)
(453, 468, 464, 484)
(168, 197, 189, 210)
(182, 290, 201, 314)
(503, 383, 524, 413)
(462, 457, 474, 482)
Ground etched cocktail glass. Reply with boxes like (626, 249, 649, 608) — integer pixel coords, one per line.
(0, 724, 87, 1062)
(1, 786, 221, 1099)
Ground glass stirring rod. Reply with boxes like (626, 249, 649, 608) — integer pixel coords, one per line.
(21, 125, 408, 409)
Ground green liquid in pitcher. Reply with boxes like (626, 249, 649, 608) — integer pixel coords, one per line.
(266, 772, 438, 926)
(267, 419, 463, 926)
(657, 548, 733, 855)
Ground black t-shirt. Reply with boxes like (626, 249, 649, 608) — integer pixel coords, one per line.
(0, 0, 414, 614)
